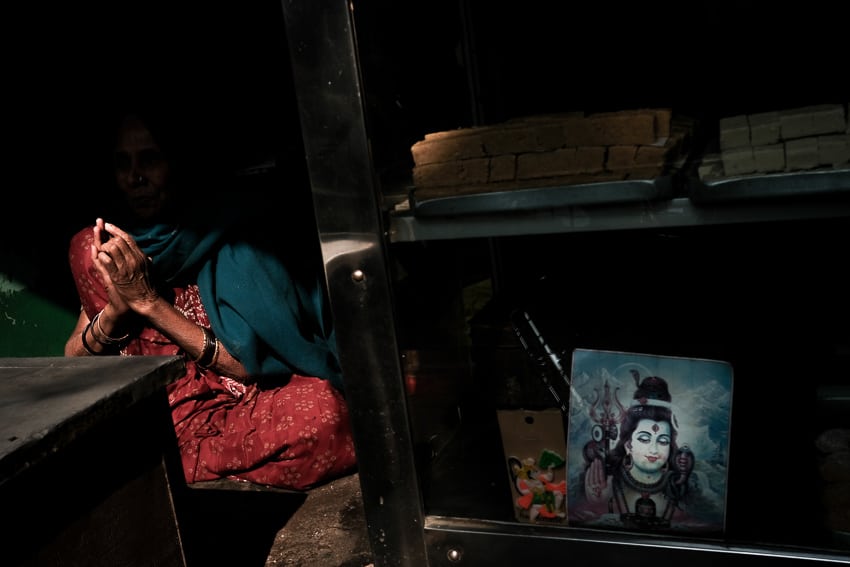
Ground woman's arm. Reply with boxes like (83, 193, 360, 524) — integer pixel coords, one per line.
(75, 219, 249, 380)
(119, 296, 248, 380)
(65, 309, 94, 357)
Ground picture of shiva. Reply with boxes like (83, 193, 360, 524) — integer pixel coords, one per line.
(583, 371, 692, 529)
(567, 349, 733, 535)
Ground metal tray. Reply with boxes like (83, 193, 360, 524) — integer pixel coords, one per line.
(411, 177, 674, 217)
(687, 168, 850, 204)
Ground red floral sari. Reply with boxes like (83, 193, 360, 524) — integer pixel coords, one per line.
(69, 227, 357, 490)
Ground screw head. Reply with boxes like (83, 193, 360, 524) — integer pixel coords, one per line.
(447, 547, 462, 562)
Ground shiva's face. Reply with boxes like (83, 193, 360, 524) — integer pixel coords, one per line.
(627, 418, 671, 475)
(113, 114, 174, 222)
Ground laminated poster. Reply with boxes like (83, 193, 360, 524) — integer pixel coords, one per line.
(566, 348, 733, 536)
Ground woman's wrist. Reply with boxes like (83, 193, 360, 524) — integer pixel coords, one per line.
(95, 307, 132, 346)
(193, 326, 220, 369)
(128, 292, 165, 319)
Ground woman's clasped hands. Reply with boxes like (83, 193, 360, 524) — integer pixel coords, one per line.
(91, 218, 159, 315)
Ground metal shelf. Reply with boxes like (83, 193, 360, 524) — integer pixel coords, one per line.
(390, 169, 850, 242)
(390, 194, 850, 242)
(423, 516, 850, 566)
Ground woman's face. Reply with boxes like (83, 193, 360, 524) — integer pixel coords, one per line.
(627, 418, 671, 475)
(113, 114, 174, 221)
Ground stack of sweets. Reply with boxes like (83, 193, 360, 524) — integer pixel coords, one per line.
(701, 103, 850, 180)
(411, 109, 692, 201)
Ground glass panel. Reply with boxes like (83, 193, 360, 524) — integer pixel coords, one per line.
(352, 0, 850, 559)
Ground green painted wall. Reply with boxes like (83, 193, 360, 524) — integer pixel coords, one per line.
(1, 272, 77, 357)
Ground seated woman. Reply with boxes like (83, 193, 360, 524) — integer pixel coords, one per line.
(64, 105, 356, 490)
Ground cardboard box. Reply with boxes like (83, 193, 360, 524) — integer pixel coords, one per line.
(496, 408, 568, 524)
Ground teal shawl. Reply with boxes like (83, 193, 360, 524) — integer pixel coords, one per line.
(131, 223, 343, 392)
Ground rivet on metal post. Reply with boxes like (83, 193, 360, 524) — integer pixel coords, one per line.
(351, 269, 365, 282)
(447, 547, 463, 563)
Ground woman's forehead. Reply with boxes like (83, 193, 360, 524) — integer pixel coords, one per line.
(115, 115, 158, 151)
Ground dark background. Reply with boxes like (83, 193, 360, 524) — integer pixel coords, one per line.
(4, 0, 849, 314)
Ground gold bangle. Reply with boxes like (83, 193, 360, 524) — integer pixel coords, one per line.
(93, 310, 130, 346)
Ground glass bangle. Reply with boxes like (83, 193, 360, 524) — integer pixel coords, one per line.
(194, 326, 217, 368)
(81, 321, 104, 356)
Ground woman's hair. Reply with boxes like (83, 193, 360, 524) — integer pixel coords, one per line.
(109, 100, 192, 172)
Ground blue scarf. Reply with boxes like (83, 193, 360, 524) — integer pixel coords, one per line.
(131, 223, 343, 391)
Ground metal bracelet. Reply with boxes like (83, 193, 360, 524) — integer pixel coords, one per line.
(92, 310, 130, 346)
(81, 321, 104, 356)
(193, 326, 217, 368)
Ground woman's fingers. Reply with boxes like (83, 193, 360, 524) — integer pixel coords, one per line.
(100, 223, 146, 264)
(92, 221, 150, 288)
(103, 222, 135, 245)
